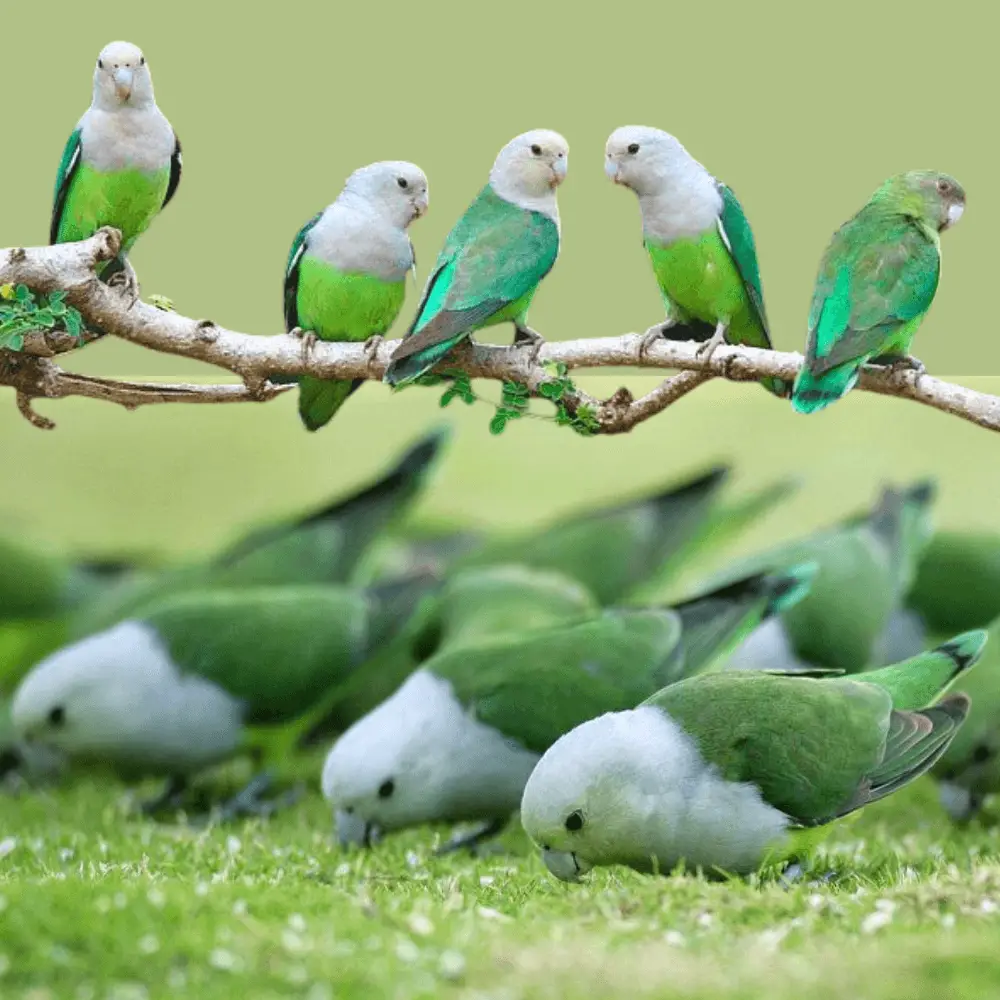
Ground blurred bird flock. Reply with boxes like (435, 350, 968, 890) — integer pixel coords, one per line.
(2, 25, 999, 1000)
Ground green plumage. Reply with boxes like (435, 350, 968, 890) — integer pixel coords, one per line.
(385, 186, 559, 386)
(430, 567, 811, 754)
(647, 183, 786, 397)
(792, 171, 964, 414)
(284, 218, 406, 431)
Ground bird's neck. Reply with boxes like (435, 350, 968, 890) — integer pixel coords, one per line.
(638, 179, 721, 244)
(489, 178, 560, 225)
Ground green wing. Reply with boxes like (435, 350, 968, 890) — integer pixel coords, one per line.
(388, 187, 559, 372)
(144, 586, 370, 724)
(806, 215, 940, 375)
(50, 128, 83, 244)
(717, 182, 771, 342)
(283, 211, 323, 331)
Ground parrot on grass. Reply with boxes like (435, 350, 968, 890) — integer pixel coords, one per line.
(521, 631, 984, 882)
(69, 427, 449, 639)
(283, 161, 429, 430)
(384, 130, 568, 387)
(792, 171, 966, 414)
(322, 564, 815, 851)
(10, 577, 433, 817)
(604, 126, 786, 397)
(52, 40, 181, 303)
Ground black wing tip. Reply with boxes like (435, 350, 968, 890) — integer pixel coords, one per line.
(646, 466, 730, 510)
(928, 692, 972, 726)
(936, 631, 989, 675)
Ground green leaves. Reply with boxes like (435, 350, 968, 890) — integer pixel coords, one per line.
(438, 371, 475, 408)
(0, 285, 86, 352)
(490, 380, 530, 435)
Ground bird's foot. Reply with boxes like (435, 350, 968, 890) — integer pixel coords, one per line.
(778, 862, 838, 888)
(872, 353, 927, 392)
(514, 325, 545, 366)
(106, 259, 140, 307)
(694, 322, 729, 364)
(289, 327, 318, 362)
(139, 776, 189, 816)
(637, 321, 676, 362)
(363, 334, 384, 362)
(433, 817, 508, 856)
(209, 772, 305, 824)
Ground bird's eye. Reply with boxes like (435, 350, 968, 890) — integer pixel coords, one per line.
(97, 59, 104, 70)
(530, 144, 542, 156)
(139, 56, 145, 66)
(627, 143, 640, 155)
(564, 810, 584, 832)
(973, 744, 992, 764)
(397, 177, 409, 189)
(378, 778, 395, 799)
(48, 706, 66, 727)
(937, 179, 951, 194)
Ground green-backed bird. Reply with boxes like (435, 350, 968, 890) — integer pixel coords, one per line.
(52, 41, 181, 299)
(322, 566, 813, 850)
(792, 171, 965, 414)
(521, 632, 983, 881)
(10, 579, 431, 815)
(604, 126, 786, 397)
(384, 129, 567, 386)
(284, 162, 429, 430)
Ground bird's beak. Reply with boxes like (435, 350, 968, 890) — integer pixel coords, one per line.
(335, 808, 382, 848)
(541, 848, 590, 882)
(604, 158, 621, 184)
(549, 157, 568, 188)
(943, 202, 965, 229)
(113, 66, 134, 102)
(413, 193, 429, 219)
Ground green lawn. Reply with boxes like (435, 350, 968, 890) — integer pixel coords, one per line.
(2, 764, 999, 999)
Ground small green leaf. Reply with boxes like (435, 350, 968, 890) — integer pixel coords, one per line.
(14, 285, 32, 303)
(489, 413, 507, 435)
(440, 388, 458, 407)
(63, 310, 83, 337)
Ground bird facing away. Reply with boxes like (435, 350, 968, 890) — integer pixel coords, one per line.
(284, 162, 429, 431)
(792, 170, 965, 414)
(521, 632, 983, 881)
(383, 129, 568, 387)
(51, 41, 181, 299)
(605, 126, 787, 397)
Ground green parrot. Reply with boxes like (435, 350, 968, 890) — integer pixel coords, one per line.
(10, 577, 432, 815)
(384, 130, 567, 386)
(300, 564, 599, 746)
(322, 564, 814, 849)
(907, 531, 1000, 634)
(721, 481, 936, 673)
(52, 40, 181, 298)
(521, 632, 983, 881)
(69, 428, 449, 639)
(604, 126, 787, 397)
(283, 162, 429, 430)
(792, 171, 966, 414)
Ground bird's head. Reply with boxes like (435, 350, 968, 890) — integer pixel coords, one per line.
(93, 41, 155, 110)
(345, 161, 430, 228)
(490, 129, 569, 201)
(604, 126, 694, 195)
(877, 171, 966, 232)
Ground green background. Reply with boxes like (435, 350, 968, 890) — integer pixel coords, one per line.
(0, 0, 996, 558)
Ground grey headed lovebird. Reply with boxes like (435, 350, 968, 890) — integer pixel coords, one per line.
(322, 565, 814, 851)
(521, 632, 984, 881)
(604, 126, 786, 397)
(792, 171, 965, 414)
(284, 162, 429, 430)
(52, 41, 181, 299)
(384, 130, 567, 386)
(10, 578, 433, 815)
(68, 428, 450, 638)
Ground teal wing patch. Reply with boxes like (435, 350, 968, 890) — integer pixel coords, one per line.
(717, 182, 771, 343)
(283, 211, 323, 331)
(50, 128, 82, 244)
(806, 220, 940, 376)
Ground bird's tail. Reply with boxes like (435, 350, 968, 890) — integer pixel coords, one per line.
(790, 361, 860, 414)
(761, 375, 791, 398)
(384, 340, 460, 388)
(298, 376, 363, 432)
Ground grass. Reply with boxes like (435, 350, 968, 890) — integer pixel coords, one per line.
(2, 762, 1000, 999)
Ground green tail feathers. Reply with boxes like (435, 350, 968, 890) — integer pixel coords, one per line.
(298, 376, 363, 432)
(860, 630, 988, 711)
(762, 375, 791, 399)
(384, 339, 462, 388)
(791, 362, 860, 414)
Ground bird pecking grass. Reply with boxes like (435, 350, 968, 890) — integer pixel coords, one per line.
(2, 763, 1000, 999)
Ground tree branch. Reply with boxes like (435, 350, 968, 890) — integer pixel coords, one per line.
(1, 229, 997, 435)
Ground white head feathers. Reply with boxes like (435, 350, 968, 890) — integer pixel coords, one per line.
(489, 129, 568, 221)
(92, 41, 156, 112)
(605, 126, 722, 242)
(340, 160, 429, 229)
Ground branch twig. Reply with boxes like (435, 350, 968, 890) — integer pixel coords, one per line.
(2, 229, 997, 434)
